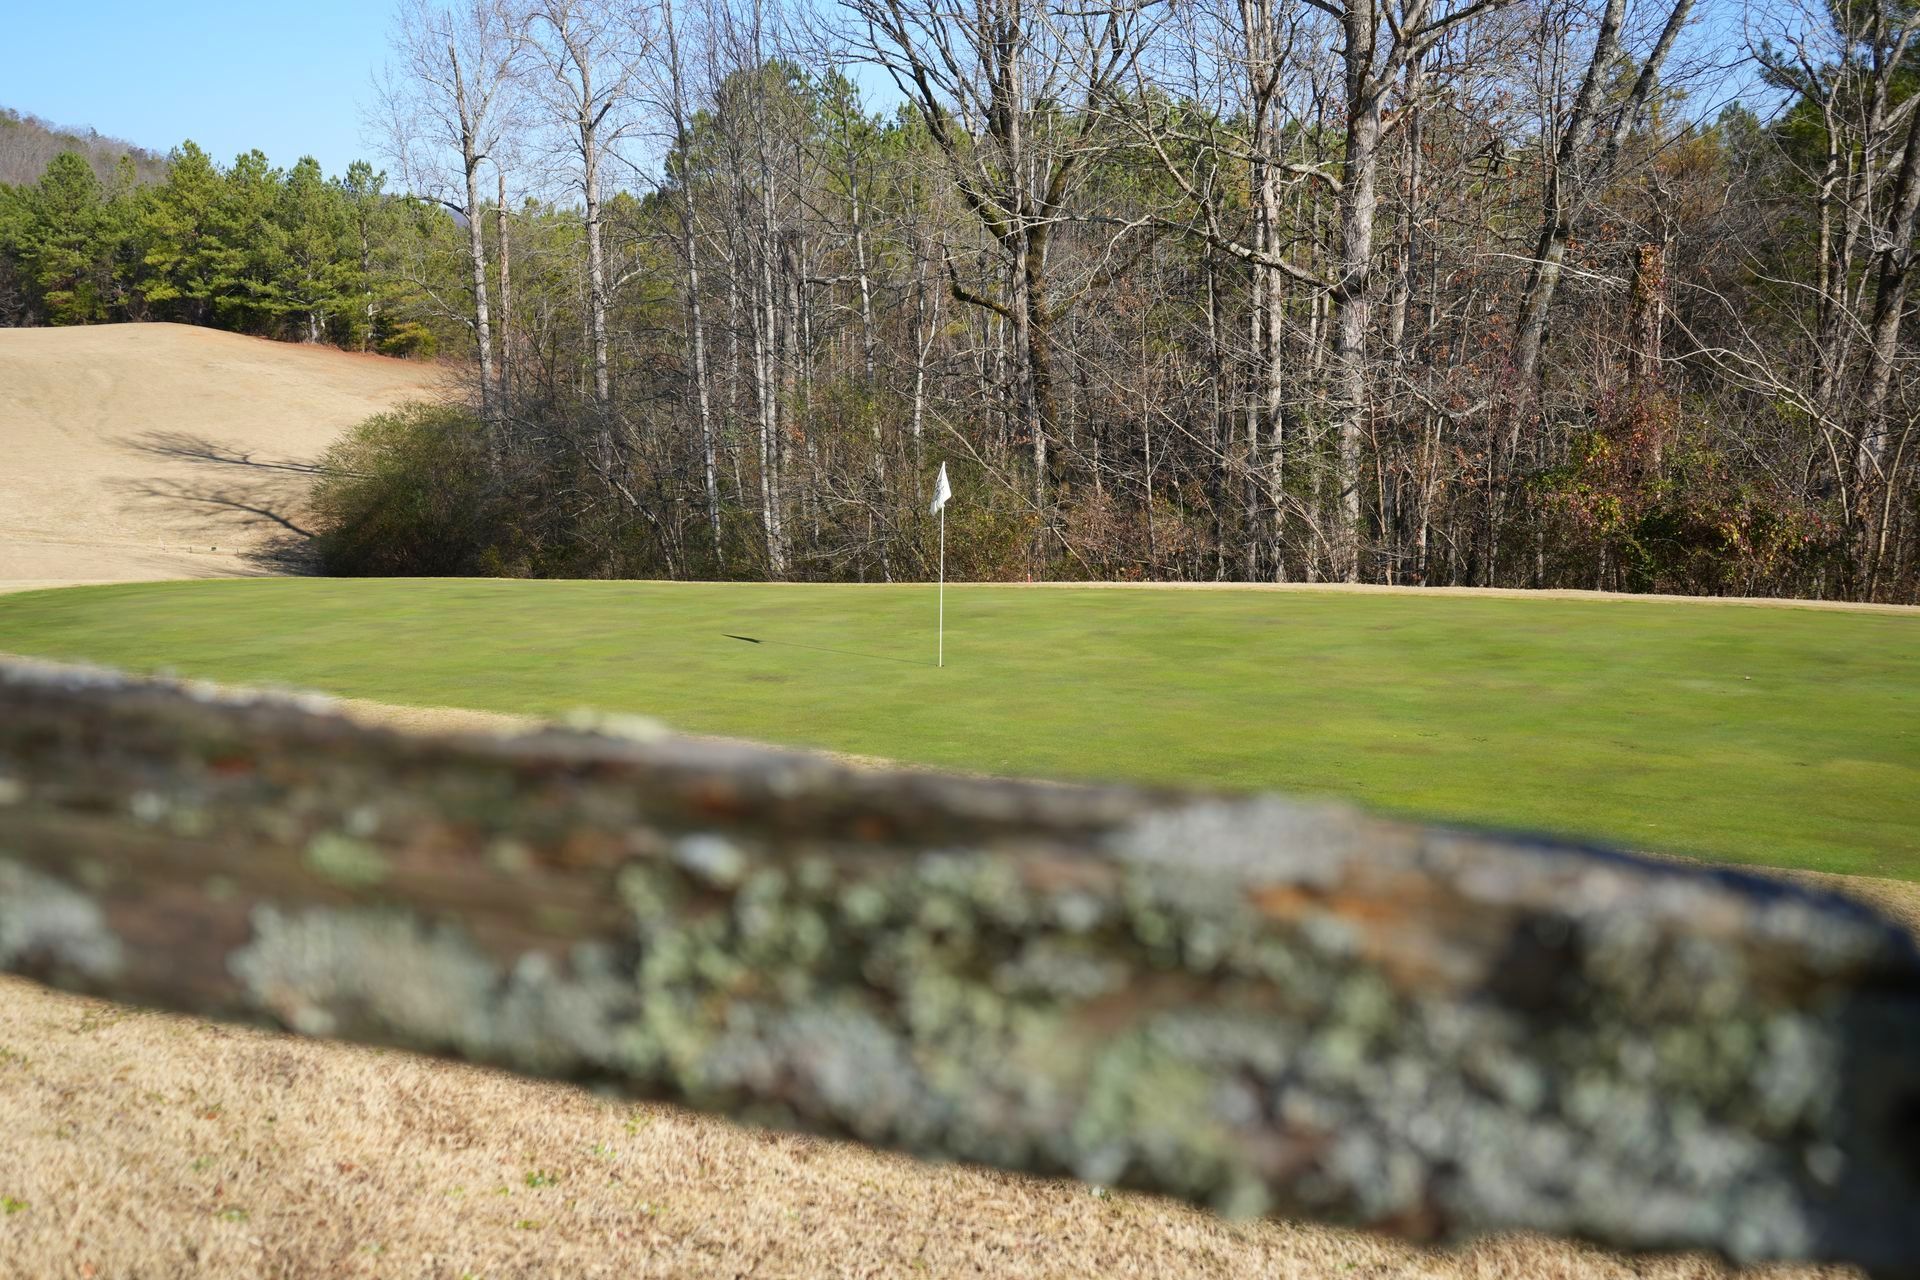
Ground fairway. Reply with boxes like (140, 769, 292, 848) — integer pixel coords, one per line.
(1, 578, 1915, 880)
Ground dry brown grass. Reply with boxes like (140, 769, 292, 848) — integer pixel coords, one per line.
(0, 975, 1864, 1280)
(0, 322, 442, 585)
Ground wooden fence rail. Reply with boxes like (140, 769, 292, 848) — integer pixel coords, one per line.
(1, 658, 1916, 1275)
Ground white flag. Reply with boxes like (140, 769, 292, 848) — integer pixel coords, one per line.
(930, 461, 952, 515)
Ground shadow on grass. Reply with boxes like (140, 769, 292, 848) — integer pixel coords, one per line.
(723, 633, 928, 667)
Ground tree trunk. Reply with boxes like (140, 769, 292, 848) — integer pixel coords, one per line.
(1204, 249, 1230, 578)
(910, 255, 937, 469)
(686, 210, 722, 573)
(751, 8, 786, 578)
(662, 0, 723, 575)
(459, 147, 496, 425)
(583, 119, 611, 407)
(1854, 97, 1920, 589)
(1259, 153, 1289, 581)
(463, 155, 497, 426)
(851, 180, 878, 390)
(755, 240, 784, 576)
(497, 168, 513, 404)
(1329, 67, 1381, 583)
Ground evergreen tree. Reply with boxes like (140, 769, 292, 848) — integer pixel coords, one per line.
(99, 155, 150, 320)
(13, 153, 114, 323)
(276, 155, 354, 342)
(337, 160, 394, 351)
(207, 148, 288, 332)
(139, 141, 225, 323)
(0, 179, 32, 323)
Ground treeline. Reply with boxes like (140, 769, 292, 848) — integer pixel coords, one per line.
(0, 142, 439, 352)
(5, 0, 1920, 602)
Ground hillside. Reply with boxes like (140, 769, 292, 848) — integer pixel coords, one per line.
(0, 323, 444, 588)
(0, 107, 169, 187)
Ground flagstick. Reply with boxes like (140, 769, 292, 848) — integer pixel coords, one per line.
(937, 505, 945, 669)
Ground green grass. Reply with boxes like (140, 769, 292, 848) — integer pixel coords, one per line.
(2, 579, 1916, 881)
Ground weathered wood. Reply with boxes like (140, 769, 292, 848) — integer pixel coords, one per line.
(1, 657, 1917, 1274)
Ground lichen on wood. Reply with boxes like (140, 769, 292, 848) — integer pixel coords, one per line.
(0, 657, 1917, 1276)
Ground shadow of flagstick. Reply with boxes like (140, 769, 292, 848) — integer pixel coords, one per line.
(722, 634, 931, 668)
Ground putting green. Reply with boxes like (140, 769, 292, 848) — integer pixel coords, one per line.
(2, 579, 1915, 880)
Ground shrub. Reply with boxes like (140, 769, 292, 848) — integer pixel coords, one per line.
(310, 403, 500, 576)
(376, 321, 438, 360)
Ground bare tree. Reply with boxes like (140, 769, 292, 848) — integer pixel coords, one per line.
(1749, 0, 1920, 592)
(497, 165, 515, 400)
(652, 0, 728, 569)
(1308, 0, 1516, 580)
(1114, 0, 1333, 579)
(522, 0, 653, 408)
(1510, 0, 1697, 386)
(380, 0, 529, 426)
(844, 0, 1156, 564)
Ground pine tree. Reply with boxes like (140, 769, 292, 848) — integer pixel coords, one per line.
(139, 141, 225, 323)
(0, 180, 32, 323)
(208, 149, 288, 333)
(14, 153, 117, 323)
(336, 161, 392, 351)
(276, 156, 353, 342)
(99, 155, 150, 320)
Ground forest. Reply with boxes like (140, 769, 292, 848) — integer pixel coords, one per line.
(1, 0, 1916, 602)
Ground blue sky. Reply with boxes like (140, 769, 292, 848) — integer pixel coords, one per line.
(4, 0, 399, 175)
(3, 0, 1774, 184)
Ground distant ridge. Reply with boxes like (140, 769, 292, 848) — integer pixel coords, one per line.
(0, 106, 169, 187)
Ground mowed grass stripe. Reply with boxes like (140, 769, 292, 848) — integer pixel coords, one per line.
(1, 578, 1915, 880)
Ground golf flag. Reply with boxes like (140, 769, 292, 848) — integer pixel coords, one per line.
(931, 462, 952, 515)
(933, 463, 951, 668)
